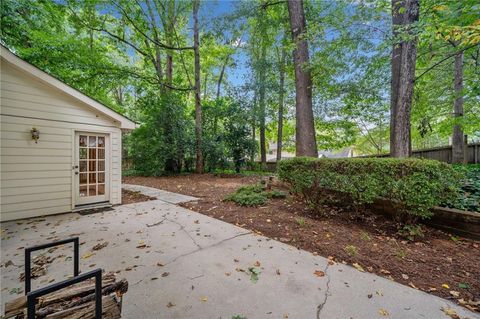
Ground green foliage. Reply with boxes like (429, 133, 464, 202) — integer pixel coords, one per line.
(394, 249, 407, 259)
(344, 245, 358, 256)
(224, 183, 285, 207)
(278, 157, 462, 222)
(124, 93, 194, 176)
(397, 224, 425, 241)
(266, 190, 287, 199)
(224, 184, 268, 207)
(443, 164, 480, 212)
(295, 217, 306, 227)
(360, 232, 372, 241)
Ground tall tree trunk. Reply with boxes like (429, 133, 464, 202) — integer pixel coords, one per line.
(193, 0, 203, 173)
(452, 50, 464, 163)
(165, 0, 175, 86)
(216, 56, 228, 99)
(276, 46, 286, 162)
(259, 44, 267, 167)
(390, 0, 419, 158)
(251, 88, 257, 164)
(287, 0, 318, 157)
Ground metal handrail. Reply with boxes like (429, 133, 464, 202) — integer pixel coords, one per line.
(24, 237, 79, 293)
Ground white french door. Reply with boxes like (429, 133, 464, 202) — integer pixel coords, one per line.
(74, 132, 110, 206)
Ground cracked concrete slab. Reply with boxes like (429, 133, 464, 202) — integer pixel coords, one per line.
(123, 184, 198, 204)
(1, 192, 478, 319)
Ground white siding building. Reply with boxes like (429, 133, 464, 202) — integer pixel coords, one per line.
(0, 45, 136, 221)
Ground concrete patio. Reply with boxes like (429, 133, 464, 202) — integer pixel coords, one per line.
(1, 185, 478, 319)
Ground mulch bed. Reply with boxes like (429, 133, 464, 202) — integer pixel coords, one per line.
(121, 189, 156, 205)
(123, 174, 480, 312)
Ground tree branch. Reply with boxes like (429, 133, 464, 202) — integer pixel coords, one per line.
(415, 44, 477, 81)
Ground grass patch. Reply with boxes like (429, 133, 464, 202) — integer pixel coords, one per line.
(344, 245, 358, 256)
(295, 217, 307, 227)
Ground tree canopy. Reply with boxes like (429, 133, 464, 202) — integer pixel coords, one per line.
(1, 0, 479, 174)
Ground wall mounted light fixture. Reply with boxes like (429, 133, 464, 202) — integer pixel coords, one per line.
(31, 127, 40, 143)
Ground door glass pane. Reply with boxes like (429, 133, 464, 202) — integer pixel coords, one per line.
(98, 160, 105, 171)
(88, 160, 96, 171)
(79, 135, 87, 147)
(79, 186, 87, 197)
(88, 185, 96, 196)
(89, 148, 96, 159)
(98, 137, 105, 148)
(79, 148, 87, 159)
(89, 136, 97, 147)
(78, 134, 107, 199)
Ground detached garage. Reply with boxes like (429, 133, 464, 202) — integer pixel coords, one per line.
(0, 45, 136, 222)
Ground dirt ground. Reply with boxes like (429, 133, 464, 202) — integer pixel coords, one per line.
(124, 174, 480, 312)
(121, 188, 156, 204)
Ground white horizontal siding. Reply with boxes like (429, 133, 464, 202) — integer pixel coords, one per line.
(1, 155, 70, 164)
(0, 60, 124, 221)
(1, 184, 69, 196)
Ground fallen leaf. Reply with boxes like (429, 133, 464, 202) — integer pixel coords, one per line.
(151, 277, 158, 280)
(162, 272, 169, 277)
(276, 269, 281, 275)
(401, 274, 409, 280)
(442, 284, 450, 289)
(200, 296, 208, 302)
(449, 290, 460, 297)
(225, 272, 231, 276)
(136, 241, 147, 249)
(157, 262, 164, 267)
(81, 251, 95, 259)
(166, 302, 175, 308)
(92, 241, 108, 251)
(378, 308, 389, 316)
(441, 307, 460, 319)
(314, 270, 325, 277)
(248, 267, 260, 283)
(352, 263, 365, 272)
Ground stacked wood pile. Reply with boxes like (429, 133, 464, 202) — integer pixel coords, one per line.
(3, 272, 128, 319)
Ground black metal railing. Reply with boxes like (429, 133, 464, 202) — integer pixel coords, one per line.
(24, 237, 79, 293)
(24, 237, 103, 318)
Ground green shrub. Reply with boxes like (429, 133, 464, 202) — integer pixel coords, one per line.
(443, 164, 480, 212)
(277, 157, 461, 222)
(224, 184, 286, 207)
(224, 184, 268, 206)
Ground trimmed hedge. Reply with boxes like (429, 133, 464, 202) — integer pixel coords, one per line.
(278, 157, 462, 222)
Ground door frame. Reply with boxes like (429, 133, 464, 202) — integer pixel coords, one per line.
(72, 130, 111, 208)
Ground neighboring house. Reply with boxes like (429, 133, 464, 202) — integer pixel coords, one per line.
(266, 142, 295, 162)
(318, 147, 354, 159)
(0, 45, 136, 221)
